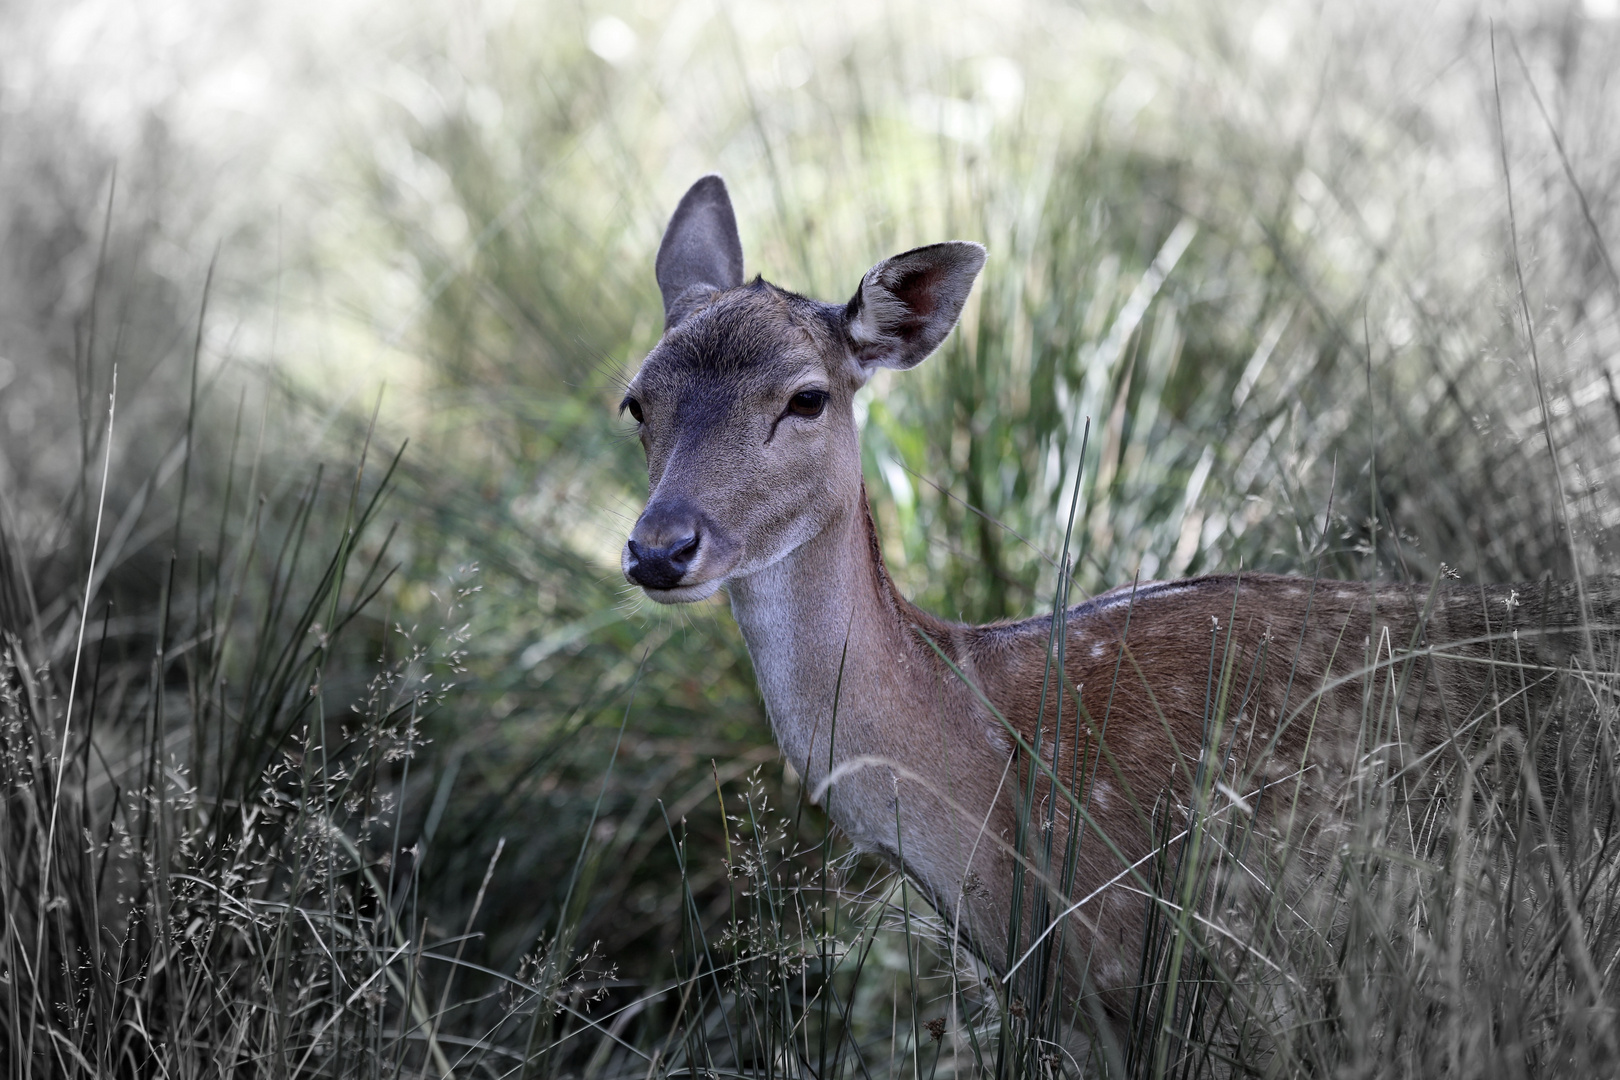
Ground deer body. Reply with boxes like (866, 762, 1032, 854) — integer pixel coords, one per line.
(618, 175, 1598, 1019)
(728, 479, 1574, 1004)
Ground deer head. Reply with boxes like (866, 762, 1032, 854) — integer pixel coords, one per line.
(620, 175, 985, 602)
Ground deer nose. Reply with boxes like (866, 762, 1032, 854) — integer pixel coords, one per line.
(625, 532, 701, 590)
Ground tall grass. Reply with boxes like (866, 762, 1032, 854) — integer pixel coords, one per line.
(5, 0, 1620, 1075)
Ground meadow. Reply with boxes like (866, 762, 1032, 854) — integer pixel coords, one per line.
(3, 0, 1620, 1075)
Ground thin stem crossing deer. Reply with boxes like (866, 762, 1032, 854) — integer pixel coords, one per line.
(618, 175, 1613, 1037)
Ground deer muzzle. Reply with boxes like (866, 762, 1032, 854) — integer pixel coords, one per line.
(623, 498, 737, 601)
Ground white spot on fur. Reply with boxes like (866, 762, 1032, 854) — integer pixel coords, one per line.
(986, 724, 1012, 755)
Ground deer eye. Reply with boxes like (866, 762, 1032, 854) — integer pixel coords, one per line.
(622, 396, 645, 424)
(787, 390, 827, 418)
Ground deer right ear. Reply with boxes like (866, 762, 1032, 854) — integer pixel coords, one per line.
(655, 175, 745, 329)
(843, 241, 986, 383)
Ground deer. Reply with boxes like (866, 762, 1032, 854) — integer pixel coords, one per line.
(617, 174, 1612, 1045)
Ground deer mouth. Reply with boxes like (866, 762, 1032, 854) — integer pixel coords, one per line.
(632, 578, 725, 605)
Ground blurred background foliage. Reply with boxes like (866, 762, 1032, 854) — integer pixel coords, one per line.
(5, 0, 1620, 1070)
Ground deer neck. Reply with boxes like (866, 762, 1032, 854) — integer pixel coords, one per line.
(726, 485, 949, 799)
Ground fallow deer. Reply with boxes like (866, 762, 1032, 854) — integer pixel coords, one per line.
(618, 174, 1609, 1038)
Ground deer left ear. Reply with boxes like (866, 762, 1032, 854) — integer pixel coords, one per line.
(843, 242, 986, 380)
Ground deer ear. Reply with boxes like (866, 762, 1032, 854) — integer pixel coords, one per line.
(656, 175, 744, 329)
(843, 242, 985, 379)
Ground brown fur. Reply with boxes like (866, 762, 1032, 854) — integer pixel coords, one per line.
(790, 484, 1603, 1015)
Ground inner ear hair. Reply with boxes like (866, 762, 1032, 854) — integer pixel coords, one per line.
(846, 241, 986, 372)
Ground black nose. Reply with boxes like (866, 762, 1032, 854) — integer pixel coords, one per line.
(625, 533, 701, 589)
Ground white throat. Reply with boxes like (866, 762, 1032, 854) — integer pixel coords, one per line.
(726, 501, 880, 788)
